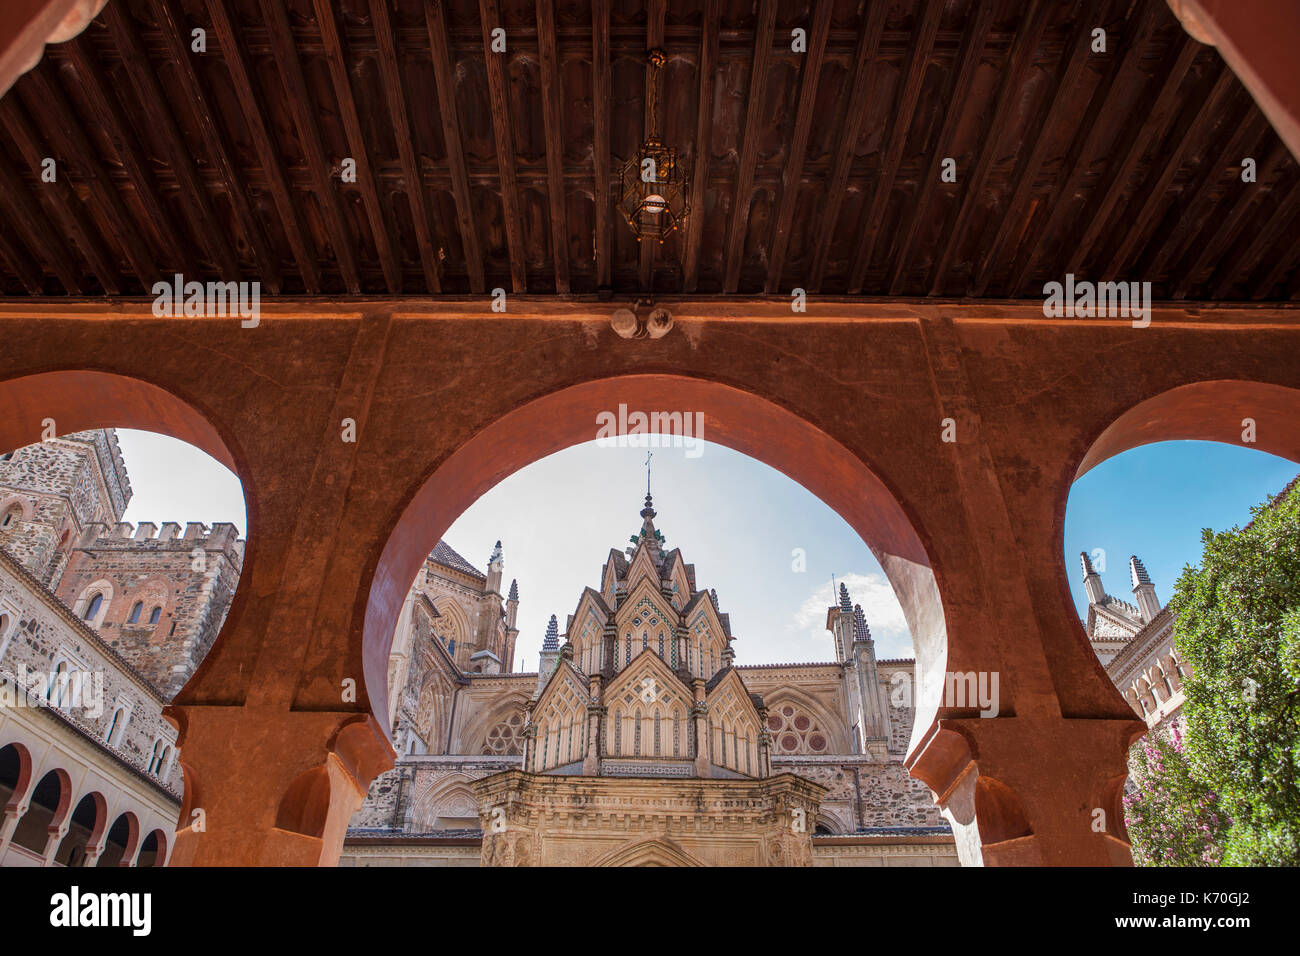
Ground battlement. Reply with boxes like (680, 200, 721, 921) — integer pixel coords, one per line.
(78, 519, 244, 559)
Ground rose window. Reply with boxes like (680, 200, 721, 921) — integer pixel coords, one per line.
(483, 713, 524, 755)
(767, 704, 827, 753)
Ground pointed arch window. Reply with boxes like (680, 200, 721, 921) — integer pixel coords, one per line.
(148, 606, 161, 625)
(128, 601, 143, 625)
(83, 593, 103, 621)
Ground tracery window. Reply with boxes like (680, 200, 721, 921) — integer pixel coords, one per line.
(766, 703, 829, 754)
(482, 712, 524, 755)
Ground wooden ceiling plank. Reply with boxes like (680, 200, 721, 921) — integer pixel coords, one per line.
(639, 0, 666, 292)
(104, 1, 241, 282)
(1173, 135, 1288, 298)
(21, 62, 160, 290)
(0, 211, 44, 295)
(536, 0, 569, 294)
(1147, 110, 1269, 285)
(847, 0, 943, 295)
(681, 0, 720, 293)
(0, 145, 81, 293)
(205, 0, 321, 294)
(887, 1, 994, 296)
(1204, 173, 1299, 298)
(67, 36, 202, 283)
(425, 0, 484, 294)
(721, 0, 777, 294)
(1007, 1, 1163, 297)
(969, 8, 1097, 298)
(1062, 36, 1200, 279)
(0, 98, 118, 293)
(764, 0, 832, 294)
(1249, 181, 1300, 298)
(314, 0, 402, 293)
(807, 0, 889, 293)
(926, 2, 1053, 297)
(150, 0, 283, 293)
(257, 0, 361, 293)
(1099, 64, 1238, 278)
(592, 0, 611, 290)
(371, 0, 440, 294)
(478, 0, 527, 293)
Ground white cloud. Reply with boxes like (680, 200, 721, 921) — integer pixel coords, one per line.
(787, 572, 913, 661)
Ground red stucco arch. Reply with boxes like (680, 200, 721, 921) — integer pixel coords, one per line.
(363, 373, 949, 753)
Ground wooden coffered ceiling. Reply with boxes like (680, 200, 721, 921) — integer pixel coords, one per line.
(0, 0, 1297, 300)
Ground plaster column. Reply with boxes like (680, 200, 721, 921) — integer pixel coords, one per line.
(164, 704, 392, 866)
(908, 715, 1143, 866)
(691, 677, 710, 777)
(582, 675, 603, 775)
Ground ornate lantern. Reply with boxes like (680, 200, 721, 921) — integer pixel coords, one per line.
(618, 49, 690, 244)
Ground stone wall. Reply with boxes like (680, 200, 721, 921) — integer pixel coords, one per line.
(54, 521, 242, 700)
(0, 549, 179, 785)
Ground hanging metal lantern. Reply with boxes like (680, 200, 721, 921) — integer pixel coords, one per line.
(618, 49, 690, 244)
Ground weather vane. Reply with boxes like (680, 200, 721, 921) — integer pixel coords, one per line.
(645, 450, 653, 497)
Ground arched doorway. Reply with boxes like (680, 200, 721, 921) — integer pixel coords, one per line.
(53, 792, 106, 866)
(363, 374, 947, 760)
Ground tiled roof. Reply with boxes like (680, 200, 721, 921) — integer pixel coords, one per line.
(429, 540, 484, 579)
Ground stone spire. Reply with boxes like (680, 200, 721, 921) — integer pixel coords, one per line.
(486, 539, 504, 594)
(508, 578, 519, 601)
(853, 603, 871, 644)
(1080, 551, 1106, 605)
(1130, 555, 1160, 623)
(541, 614, 560, 652)
(505, 578, 519, 630)
(838, 582, 852, 613)
(537, 614, 561, 692)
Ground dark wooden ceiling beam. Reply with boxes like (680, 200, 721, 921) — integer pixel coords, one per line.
(149, 0, 283, 293)
(721, 0, 777, 294)
(807, 0, 889, 293)
(1098, 65, 1237, 278)
(1007, 1, 1163, 297)
(424, 0, 484, 294)
(19, 62, 159, 290)
(0, 148, 82, 294)
(887, 1, 994, 296)
(0, 211, 43, 295)
(1171, 133, 1286, 298)
(536, 0, 569, 294)
(968, 8, 1097, 298)
(371, 0, 440, 294)
(1248, 180, 1300, 298)
(639, 0, 667, 292)
(258, 0, 361, 293)
(478, 0, 527, 293)
(0, 98, 119, 294)
(205, 0, 321, 294)
(1206, 173, 1298, 298)
(846, 0, 942, 295)
(314, 0, 402, 294)
(1148, 111, 1269, 284)
(681, 0, 720, 293)
(592, 0, 611, 290)
(65, 36, 202, 283)
(1063, 37, 1200, 278)
(926, 2, 1052, 296)
(763, 0, 832, 294)
(104, 0, 241, 282)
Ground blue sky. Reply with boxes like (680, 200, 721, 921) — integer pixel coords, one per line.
(114, 430, 1297, 673)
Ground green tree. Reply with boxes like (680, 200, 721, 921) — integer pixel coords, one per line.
(1165, 481, 1300, 865)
